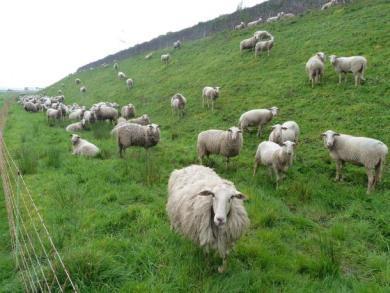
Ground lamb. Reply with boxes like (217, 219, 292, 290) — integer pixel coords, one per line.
(321, 130, 388, 194)
(47, 108, 63, 123)
(321, 0, 338, 10)
(118, 72, 127, 80)
(305, 52, 326, 88)
(121, 104, 136, 119)
(70, 134, 100, 157)
(69, 108, 85, 120)
(173, 40, 181, 49)
(240, 36, 259, 52)
(80, 86, 87, 93)
(253, 140, 295, 186)
(269, 121, 300, 144)
(238, 107, 279, 137)
(113, 63, 119, 71)
(128, 114, 150, 125)
(161, 54, 170, 65)
(93, 105, 118, 123)
(166, 164, 249, 273)
(117, 123, 160, 157)
(202, 86, 220, 111)
(254, 35, 274, 57)
(197, 127, 243, 167)
(126, 78, 134, 90)
(234, 22, 246, 30)
(83, 110, 96, 124)
(75, 78, 81, 85)
(329, 55, 367, 86)
(171, 93, 187, 117)
(247, 18, 263, 27)
(66, 119, 86, 132)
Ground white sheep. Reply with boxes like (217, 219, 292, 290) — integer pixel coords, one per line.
(161, 54, 171, 65)
(126, 78, 134, 90)
(128, 114, 150, 125)
(173, 40, 182, 49)
(70, 134, 100, 157)
(240, 36, 259, 52)
(253, 30, 272, 40)
(66, 119, 86, 132)
(80, 86, 87, 93)
(253, 140, 295, 186)
(75, 78, 81, 85)
(266, 16, 279, 23)
(145, 53, 153, 59)
(171, 93, 187, 117)
(321, 130, 388, 194)
(247, 18, 263, 27)
(93, 105, 118, 123)
(202, 86, 220, 111)
(321, 0, 338, 10)
(23, 102, 39, 112)
(255, 35, 274, 57)
(47, 108, 63, 123)
(197, 127, 243, 167)
(238, 107, 279, 137)
(329, 55, 367, 86)
(118, 72, 127, 80)
(305, 52, 326, 88)
(166, 164, 249, 273)
(83, 110, 96, 124)
(117, 123, 160, 157)
(69, 108, 85, 121)
(234, 22, 246, 30)
(121, 104, 135, 119)
(269, 121, 300, 144)
(280, 13, 295, 19)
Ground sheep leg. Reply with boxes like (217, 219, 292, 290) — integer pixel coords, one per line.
(366, 168, 375, 194)
(225, 157, 229, 169)
(335, 160, 343, 181)
(253, 161, 259, 176)
(218, 256, 227, 273)
(211, 100, 214, 112)
(338, 73, 342, 84)
(257, 125, 263, 137)
(374, 159, 383, 185)
(355, 74, 358, 86)
(118, 144, 124, 158)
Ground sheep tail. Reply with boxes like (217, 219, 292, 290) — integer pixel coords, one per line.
(359, 62, 366, 80)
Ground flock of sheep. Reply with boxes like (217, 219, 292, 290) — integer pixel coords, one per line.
(17, 0, 387, 273)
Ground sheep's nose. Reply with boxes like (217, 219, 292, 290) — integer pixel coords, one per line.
(216, 217, 225, 226)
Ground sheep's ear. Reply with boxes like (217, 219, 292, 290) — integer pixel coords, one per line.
(227, 128, 232, 132)
(199, 190, 214, 197)
(233, 193, 247, 200)
(282, 127, 288, 130)
(334, 133, 340, 136)
(320, 132, 326, 137)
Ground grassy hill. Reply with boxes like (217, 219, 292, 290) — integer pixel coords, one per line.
(1, 0, 389, 291)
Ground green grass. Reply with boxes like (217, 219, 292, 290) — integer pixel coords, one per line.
(1, 0, 390, 291)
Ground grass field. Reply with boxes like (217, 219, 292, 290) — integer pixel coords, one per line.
(1, 0, 389, 291)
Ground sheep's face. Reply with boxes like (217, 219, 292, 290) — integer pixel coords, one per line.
(214, 87, 220, 96)
(71, 134, 80, 145)
(322, 130, 340, 149)
(227, 127, 242, 140)
(199, 186, 246, 227)
(282, 141, 295, 155)
(317, 52, 326, 62)
(271, 124, 283, 141)
(270, 106, 279, 116)
(329, 55, 337, 65)
(147, 124, 160, 136)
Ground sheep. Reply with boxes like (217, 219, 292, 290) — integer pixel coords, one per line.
(305, 52, 326, 88)
(253, 30, 272, 40)
(238, 107, 279, 137)
(329, 55, 367, 86)
(66, 119, 86, 132)
(113, 63, 119, 71)
(255, 35, 274, 57)
(266, 16, 279, 23)
(110, 117, 128, 136)
(118, 71, 127, 80)
(197, 127, 243, 167)
(23, 102, 38, 112)
(269, 121, 300, 144)
(128, 114, 150, 125)
(80, 86, 87, 93)
(166, 164, 249, 273)
(234, 22, 246, 30)
(281, 13, 295, 19)
(321, 0, 338, 10)
(120, 104, 135, 119)
(47, 108, 63, 123)
(202, 86, 220, 111)
(117, 123, 160, 157)
(145, 53, 153, 59)
(173, 40, 181, 49)
(240, 36, 259, 52)
(75, 78, 81, 85)
(321, 130, 388, 194)
(171, 93, 187, 117)
(126, 78, 134, 90)
(247, 18, 263, 27)
(253, 140, 295, 186)
(93, 105, 118, 123)
(161, 54, 170, 65)
(70, 134, 100, 157)
(83, 110, 96, 124)
(69, 108, 85, 121)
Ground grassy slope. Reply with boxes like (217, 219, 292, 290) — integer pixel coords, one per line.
(2, 0, 390, 291)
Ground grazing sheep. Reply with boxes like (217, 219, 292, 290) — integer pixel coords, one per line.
(23, 102, 38, 112)
(322, 0, 338, 10)
(238, 107, 279, 137)
(171, 93, 187, 117)
(305, 52, 326, 88)
(75, 78, 81, 85)
(253, 140, 295, 186)
(247, 18, 263, 27)
(93, 105, 118, 123)
(240, 36, 259, 52)
(161, 54, 170, 65)
(71, 134, 100, 157)
(202, 86, 220, 111)
(145, 53, 153, 59)
(117, 123, 160, 157)
(47, 108, 63, 123)
(66, 119, 86, 132)
(128, 114, 150, 125)
(253, 30, 272, 40)
(166, 164, 249, 273)
(121, 104, 136, 119)
(329, 55, 367, 86)
(69, 108, 86, 121)
(126, 78, 134, 89)
(173, 40, 182, 49)
(281, 13, 295, 19)
(255, 35, 274, 57)
(269, 121, 300, 144)
(80, 86, 87, 93)
(234, 22, 246, 30)
(113, 63, 119, 71)
(321, 130, 388, 194)
(83, 110, 96, 124)
(266, 16, 279, 23)
(197, 127, 243, 167)
(118, 72, 127, 80)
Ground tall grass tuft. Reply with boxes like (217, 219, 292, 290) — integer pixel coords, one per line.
(46, 147, 61, 168)
(15, 144, 38, 175)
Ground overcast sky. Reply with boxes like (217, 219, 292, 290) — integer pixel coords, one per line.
(0, 0, 265, 89)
